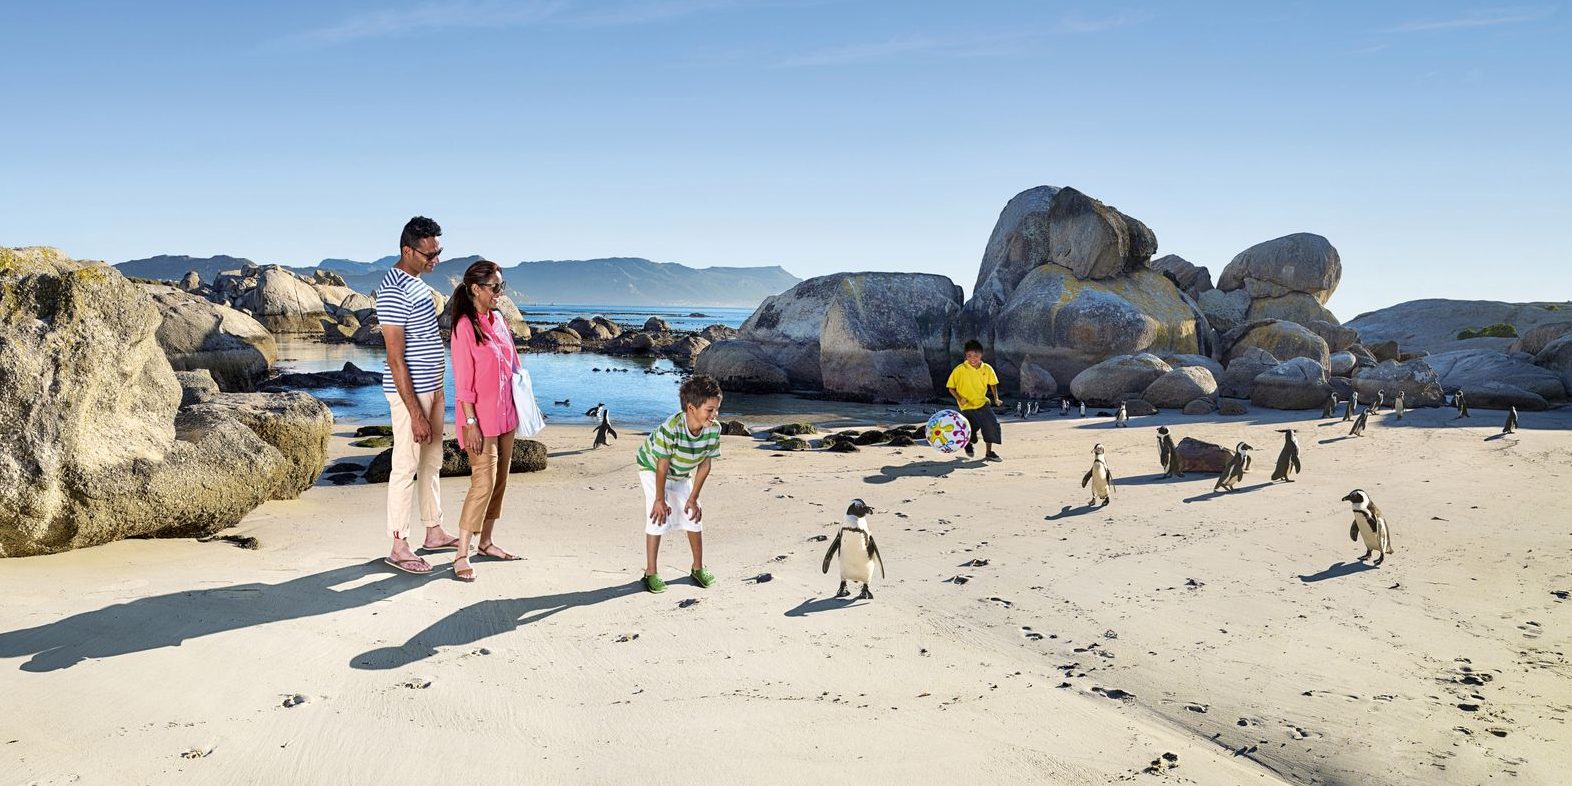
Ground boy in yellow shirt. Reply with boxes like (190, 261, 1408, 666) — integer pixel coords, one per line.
(945, 339, 1003, 462)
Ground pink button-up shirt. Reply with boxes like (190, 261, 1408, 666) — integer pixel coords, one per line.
(452, 310, 520, 450)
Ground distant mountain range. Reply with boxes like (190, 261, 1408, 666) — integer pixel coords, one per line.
(114, 254, 800, 308)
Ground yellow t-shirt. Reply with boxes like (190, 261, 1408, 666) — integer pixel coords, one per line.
(946, 361, 999, 410)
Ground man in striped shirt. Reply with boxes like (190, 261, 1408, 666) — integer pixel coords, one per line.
(378, 216, 459, 574)
(637, 374, 724, 593)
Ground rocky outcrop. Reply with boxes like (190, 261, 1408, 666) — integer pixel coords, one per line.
(697, 272, 963, 403)
(1510, 322, 1572, 356)
(1224, 319, 1330, 368)
(1346, 299, 1571, 355)
(1305, 320, 1358, 353)
(644, 316, 671, 333)
(1250, 357, 1332, 410)
(179, 270, 202, 291)
(1218, 348, 1279, 399)
(236, 266, 331, 333)
(1424, 349, 1566, 404)
(1246, 292, 1338, 326)
(530, 328, 583, 352)
(1532, 334, 1572, 393)
(1147, 254, 1213, 300)
(1142, 366, 1218, 409)
(1069, 353, 1171, 406)
(567, 316, 617, 341)
(699, 324, 739, 343)
(364, 438, 547, 483)
(0, 247, 330, 557)
(1018, 360, 1059, 398)
(1462, 382, 1551, 411)
(262, 362, 381, 390)
(142, 284, 278, 390)
(182, 392, 333, 498)
(1329, 352, 1356, 377)
(1198, 289, 1249, 335)
(1349, 358, 1445, 408)
(953, 186, 1210, 392)
(1159, 353, 1225, 381)
(1218, 233, 1341, 305)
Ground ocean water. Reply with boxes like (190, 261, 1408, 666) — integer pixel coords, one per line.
(273, 305, 753, 428)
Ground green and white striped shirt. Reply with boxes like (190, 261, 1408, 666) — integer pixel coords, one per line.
(636, 412, 721, 478)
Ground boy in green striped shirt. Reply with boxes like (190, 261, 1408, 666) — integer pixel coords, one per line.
(637, 374, 723, 593)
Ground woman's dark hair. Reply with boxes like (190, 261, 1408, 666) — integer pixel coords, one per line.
(400, 216, 442, 251)
(680, 374, 723, 410)
(451, 259, 501, 344)
(963, 339, 984, 354)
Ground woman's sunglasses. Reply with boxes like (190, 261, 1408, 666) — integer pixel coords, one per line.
(480, 281, 505, 293)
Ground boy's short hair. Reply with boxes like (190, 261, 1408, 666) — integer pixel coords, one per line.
(680, 374, 723, 410)
(963, 339, 984, 354)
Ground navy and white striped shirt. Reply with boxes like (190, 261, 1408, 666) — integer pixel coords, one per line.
(375, 268, 445, 395)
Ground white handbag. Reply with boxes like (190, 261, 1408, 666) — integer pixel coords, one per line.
(510, 362, 546, 438)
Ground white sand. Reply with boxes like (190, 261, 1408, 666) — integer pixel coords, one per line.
(2, 405, 1569, 784)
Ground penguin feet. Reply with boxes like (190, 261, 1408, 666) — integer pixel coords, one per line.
(1358, 550, 1372, 562)
(1100, 498, 1110, 507)
(1373, 553, 1385, 566)
(857, 584, 873, 600)
(834, 581, 850, 599)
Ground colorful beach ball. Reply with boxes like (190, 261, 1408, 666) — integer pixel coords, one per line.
(925, 409, 972, 454)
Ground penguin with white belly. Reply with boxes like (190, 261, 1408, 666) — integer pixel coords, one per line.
(822, 499, 885, 600)
(1341, 489, 1394, 565)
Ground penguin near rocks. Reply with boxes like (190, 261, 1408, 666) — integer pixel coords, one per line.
(1342, 397, 1355, 422)
(1214, 442, 1253, 492)
(1372, 390, 1386, 414)
(1157, 427, 1184, 478)
(1393, 392, 1406, 420)
(1322, 392, 1338, 419)
(1016, 401, 1025, 419)
(1503, 405, 1518, 434)
(821, 499, 884, 600)
(1061, 399, 1070, 416)
(586, 403, 617, 448)
(1114, 401, 1129, 428)
(1349, 406, 1370, 437)
(1081, 443, 1115, 506)
(1029, 400, 1040, 417)
(1270, 429, 1301, 482)
(1341, 489, 1394, 565)
(1079, 401, 1087, 418)
(1455, 389, 1470, 418)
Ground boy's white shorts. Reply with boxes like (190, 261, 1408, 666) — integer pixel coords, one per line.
(640, 471, 703, 535)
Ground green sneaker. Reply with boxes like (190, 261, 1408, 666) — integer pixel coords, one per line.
(691, 567, 716, 588)
(643, 574, 667, 594)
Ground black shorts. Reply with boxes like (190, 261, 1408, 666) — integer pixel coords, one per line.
(961, 406, 1002, 445)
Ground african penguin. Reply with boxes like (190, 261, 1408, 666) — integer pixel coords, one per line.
(1016, 401, 1025, 418)
(1114, 401, 1128, 428)
(1455, 390, 1470, 418)
(1503, 405, 1518, 434)
(1079, 401, 1086, 417)
(1349, 406, 1370, 437)
(1060, 398, 1070, 416)
(1214, 442, 1253, 492)
(821, 498, 884, 600)
(1373, 390, 1386, 414)
(1341, 489, 1394, 565)
(1270, 429, 1301, 482)
(1393, 392, 1405, 420)
(1342, 397, 1355, 422)
(589, 404, 617, 448)
(1157, 427, 1184, 478)
(1081, 443, 1115, 506)
(1322, 392, 1338, 419)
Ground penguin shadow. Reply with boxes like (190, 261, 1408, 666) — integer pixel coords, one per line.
(1182, 482, 1272, 503)
(1297, 561, 1377, 583)
(1483, 433, 1514, 442)
(784, 597, 868, 617)
(1316, 436, 1357, 445)
(548, 449, 591, 457)
(1124, 472, 1212, 486)
(864, 459, 986, 484)
(1045, 504, 1106, 520)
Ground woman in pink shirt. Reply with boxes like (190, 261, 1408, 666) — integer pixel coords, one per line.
(450, 260, 522, 581)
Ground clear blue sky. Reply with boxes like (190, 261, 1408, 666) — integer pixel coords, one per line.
(3, 1, 1568, 318)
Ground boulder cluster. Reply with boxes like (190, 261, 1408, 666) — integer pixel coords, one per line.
(530, 313, 735, 367)
(1, 248, 333, 557)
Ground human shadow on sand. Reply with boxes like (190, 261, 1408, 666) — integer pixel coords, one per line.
(864, 459, 985, 484)
(784, 597, 868, 617)
(1297, 561, 1376, 583)
(352, 581, 643, 670)
(0, 560, 443, 673)
(1182, 482, 1273, 503)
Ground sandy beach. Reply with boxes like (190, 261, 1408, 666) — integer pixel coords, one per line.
(2, 407, 1569, 785)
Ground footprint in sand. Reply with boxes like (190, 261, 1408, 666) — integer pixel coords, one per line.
(678, 598, 700, 609)
(1518, 621, 1542, 639)
(1020, 626, 1044, 641)
(281, 694, 309, 708)
(615, 633, 640, 643)
(1183, 703, 1208, 714)
(983, 597, 1014, 609)
(808, 534, 829, 542)
(964, 558, 990, 568)
(1090, 686, 1134, 701)
(1288, 725, 1321, 740)
(944, 575, 971, 585)
(401, 678, 432, 690)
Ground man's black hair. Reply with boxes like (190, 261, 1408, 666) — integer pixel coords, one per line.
(963, 339, 984, 354)
(400, 216, 442, 251)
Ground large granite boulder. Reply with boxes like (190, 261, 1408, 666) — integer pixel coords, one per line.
(0, 247, 317, 557)
(238, 266, 330, 333)
(644, 316, 672, 333)
(1159, 353, 1225, 381)
(699, 324, 738, 343)
(142, 285, 278, 390)
(1246, 292, 1339, 326)
(1218, 233, 1341, 304)
(179, 270, 202, 291)
(1350, 358, 1445, 407)
(1224, 319, 1330, 368)
(494, 295, 531, 339)
(1510, 321, 1572, 356)
(1425, 349, 1567, 404)
(1176, 437, 1233, 474)
(1147, 254, 1213, 300)
(661, 335, 711, 365)
(1463, 382, 1551, 411)
(703, 272, 963, 403)
(1069, 353, 1171, 406)
(530, 327, 583, 352)
(351, 321, 385, 348)
(1142, 366, 1218, 409)
(1306, 319, 1359, 353)
(1018, 360, 1059, 398)
(952, 186, 1210, 392)
(1218, 348, 1279, 399)
(1251, 356, 1332, 410)
(1532, 334, 1572, 392)
(182, 392, 333, 498)
(568, 316, 617, 341)
(1346, 299, 1571, 355)
(1198, 288, 1250, 335)
(1329, 352, 1356, 377)
(693, 341, 790, 393)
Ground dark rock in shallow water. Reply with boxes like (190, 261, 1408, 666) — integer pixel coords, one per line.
(263, 362, 381, 390)
(363, 439, 547, 483)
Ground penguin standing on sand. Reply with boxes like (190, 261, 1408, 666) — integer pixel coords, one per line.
(1016, 401, 1025, 418)
(1061, 398, 1069, 416)
(1341, 489, 1394, 565)
(1349, 406, 1370, 437)
(1455, 389, 1470, 418)
(1114, 401, 1129, 428)
(1322, 392, 1338, 419)
(1270, 429, 1301, 482)
(1393, 392, 1406, 420)
(1503, 405, 1518, 434)
(1081, 443, 1115, 506)
(821, 499, 884, 600)
(1157, 427, 1184, 478)
(1079, 401, 1087, 418)
(586, 403, 618, 448)
(1214, 442, 1253, 492)
(1342, 397, 1355, 422)
(1030, 400, 1040, 417)
(1372, 390, 1385, 414)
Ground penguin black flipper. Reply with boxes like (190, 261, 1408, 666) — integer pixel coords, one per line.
(1350, 521, 1359, 542)
(1081, 468, 1093, 488)
(1106, 470, 1115, 491)
(867, 536, 886, 579)
(607, 426, 618, 440)
(821, 531, 843, 574)
(1290, 454, 1301, 474)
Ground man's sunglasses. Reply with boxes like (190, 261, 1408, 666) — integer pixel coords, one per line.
(413, 247, 442, 262)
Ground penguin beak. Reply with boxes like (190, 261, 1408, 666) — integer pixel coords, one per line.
(1340, 492, 1356, 502)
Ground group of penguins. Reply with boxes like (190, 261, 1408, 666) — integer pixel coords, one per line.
(1016, 398, 1090, 419)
